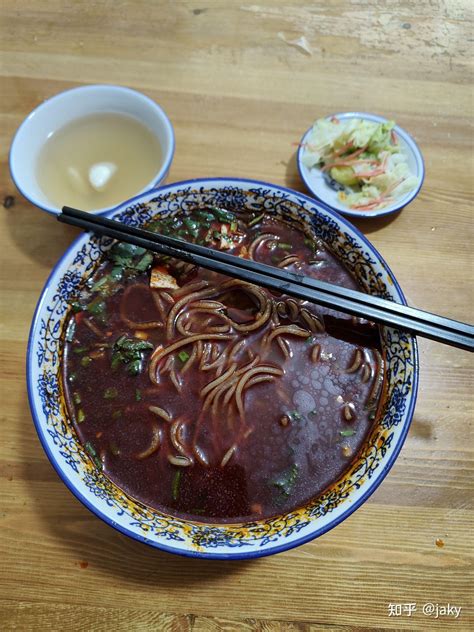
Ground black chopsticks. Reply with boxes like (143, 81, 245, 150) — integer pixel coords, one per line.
(58, 206, 474, 352)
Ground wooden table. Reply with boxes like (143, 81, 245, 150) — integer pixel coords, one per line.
(1, 2, 472, 630)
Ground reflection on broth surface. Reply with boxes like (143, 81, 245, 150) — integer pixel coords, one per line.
(63, 206, 385, 523)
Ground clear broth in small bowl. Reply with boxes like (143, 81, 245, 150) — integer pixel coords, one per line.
(37, 112, 162, 211)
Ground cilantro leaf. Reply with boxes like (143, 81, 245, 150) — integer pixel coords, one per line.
(107, 242, 153, 273)
(111, 335, 154, 376)
(271, 464, 299, 497)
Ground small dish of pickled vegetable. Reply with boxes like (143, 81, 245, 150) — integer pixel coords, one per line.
(297, 112, 424, 218)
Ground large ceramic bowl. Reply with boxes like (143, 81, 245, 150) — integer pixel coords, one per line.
(27, 178, 418, 559)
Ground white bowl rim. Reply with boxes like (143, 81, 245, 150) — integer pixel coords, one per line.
(27, 176, 419, 559)
(297, 111, 425, 219)
(9, 84, 175, 215)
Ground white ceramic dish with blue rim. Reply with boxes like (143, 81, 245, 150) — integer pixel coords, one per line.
(297, 112, 424, 219)
(27, 177, 418, 559)
(9, 84, 175, 215)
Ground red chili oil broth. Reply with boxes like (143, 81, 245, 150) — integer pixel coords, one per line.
(62, 208, 385, 523)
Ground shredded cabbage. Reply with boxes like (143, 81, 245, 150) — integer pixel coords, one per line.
(302, 116, 416, 210)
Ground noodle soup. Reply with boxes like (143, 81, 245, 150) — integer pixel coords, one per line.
(63, 206, 385, 523)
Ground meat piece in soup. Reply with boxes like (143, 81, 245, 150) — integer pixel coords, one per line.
(63, 206, 385, 523)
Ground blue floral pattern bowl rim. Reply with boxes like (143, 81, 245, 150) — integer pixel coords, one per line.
(26, 176, 419, 560)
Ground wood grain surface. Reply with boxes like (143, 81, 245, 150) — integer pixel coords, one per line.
(0, 1, 472, 630)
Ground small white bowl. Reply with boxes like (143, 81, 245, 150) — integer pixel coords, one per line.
(297, 112, 424, 219)
(9, 85, 175, 215)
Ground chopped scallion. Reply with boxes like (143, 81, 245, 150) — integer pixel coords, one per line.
(91, 276, 109, 292)
(72, 346, 87, 354)
(70, 301, 84, 313)
(77, 409, 86, 423)
(171, 218, 183, 229)
(104, 387, 118, 399)
(184, 217, 199, 231)
(172, 469, 182, 500)
(135, 389, 142, 401)
(86, 297, 107, 317)
(84, 441, 96, 456)
(287, 410, 302, 422)
(339, 429, 356, 437)
(109, 266, 123, 280)
(84, 441, 102, 470)
(81, 356, 92, 368)
(210, 207, 236, 222)
(271, 463, 299, 497)
(248, 213, 264, 227)
(93, 457, 103, 471)
(195, 210, 215, 222)
(178, 350, 190, 363)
